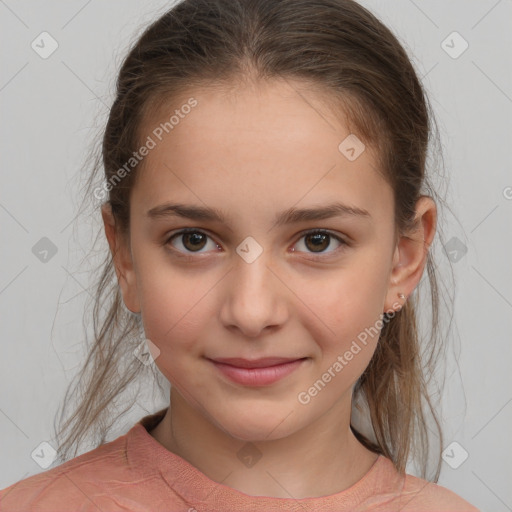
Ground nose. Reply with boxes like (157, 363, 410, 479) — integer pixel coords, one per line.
(218, 252, 289, 339)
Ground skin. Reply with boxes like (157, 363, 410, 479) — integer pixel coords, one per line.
(101, 78, 436, 499)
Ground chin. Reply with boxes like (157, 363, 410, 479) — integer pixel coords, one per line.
(212, 406, 298, 443)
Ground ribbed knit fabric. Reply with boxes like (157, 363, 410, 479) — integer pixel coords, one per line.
(0, 408, 479, 511)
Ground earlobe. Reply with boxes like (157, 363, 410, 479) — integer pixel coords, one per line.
(383, 196, 437, 314)
(100, 203, 141, 314)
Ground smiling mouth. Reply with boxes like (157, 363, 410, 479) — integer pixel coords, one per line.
(207, 357, 309, 386)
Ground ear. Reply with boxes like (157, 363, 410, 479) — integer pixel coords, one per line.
(101, 203, 141, 314)
(383, 196, 437, 314)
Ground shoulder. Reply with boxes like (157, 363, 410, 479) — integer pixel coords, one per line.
(396, 471, 480, 512)
(0, 432, 132, 511)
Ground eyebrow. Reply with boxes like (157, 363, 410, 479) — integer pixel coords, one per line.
(147, 201, 371, 228)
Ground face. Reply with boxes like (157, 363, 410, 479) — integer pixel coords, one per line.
(104, 78, 429, 442)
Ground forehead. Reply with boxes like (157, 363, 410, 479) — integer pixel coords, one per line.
(131, 79, 393, 225)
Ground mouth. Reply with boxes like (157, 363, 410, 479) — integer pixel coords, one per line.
(206, 356, 309, 386)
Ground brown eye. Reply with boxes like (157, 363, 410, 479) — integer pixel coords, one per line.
(304, 232, 330, 252)
(166, 229, 218, 254)
(294, 229, 347, 257)
(182, 232, 207, 251)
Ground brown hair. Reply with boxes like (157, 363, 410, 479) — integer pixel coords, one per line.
(54, 0, 456, 482)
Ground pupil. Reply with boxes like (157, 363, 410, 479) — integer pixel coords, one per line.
(184, 232, 206, 251)
(307, 233, 329, 252)
(181, 232, 330, 253)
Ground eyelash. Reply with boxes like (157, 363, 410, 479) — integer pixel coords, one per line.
(164, 228, 349, 260)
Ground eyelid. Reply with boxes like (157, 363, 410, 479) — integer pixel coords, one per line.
(293, 228, 349, 259)
(295, 228, 348, 245)
(164, 227, 221, 258)
(164, 227, 349, 258)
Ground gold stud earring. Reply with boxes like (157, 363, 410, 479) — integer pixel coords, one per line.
(397, 292, 406, 300)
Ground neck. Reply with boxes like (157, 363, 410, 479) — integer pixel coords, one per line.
(149, 387, 379, 499)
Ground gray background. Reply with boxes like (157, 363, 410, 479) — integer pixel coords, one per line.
(1, 1, 511, 510)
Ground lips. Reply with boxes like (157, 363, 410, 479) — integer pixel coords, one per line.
(207, 356, 308, 386)
(210, 357, 304, 369)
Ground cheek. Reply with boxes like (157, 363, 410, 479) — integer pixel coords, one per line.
(294, 266, 388, 375)
(136, 264, 208, 352)
(297, 260, 387, 330)
(138, 274, 208, 392)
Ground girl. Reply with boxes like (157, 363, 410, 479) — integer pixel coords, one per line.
(1, 0, 479, 510)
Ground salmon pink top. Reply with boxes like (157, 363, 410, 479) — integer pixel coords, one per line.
(0, 408, 479, 511)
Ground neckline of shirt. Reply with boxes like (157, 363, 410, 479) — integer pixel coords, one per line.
(126, 407, 404, 508)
